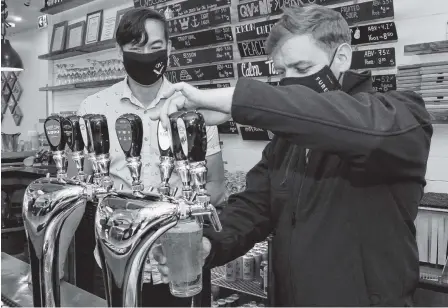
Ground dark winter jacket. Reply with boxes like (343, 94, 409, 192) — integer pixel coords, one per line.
(203, 71, 433, 306)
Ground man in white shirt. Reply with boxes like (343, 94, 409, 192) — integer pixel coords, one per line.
(63, 7, 226, 307)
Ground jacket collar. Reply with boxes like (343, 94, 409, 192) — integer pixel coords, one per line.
(341, 70, 373, 94)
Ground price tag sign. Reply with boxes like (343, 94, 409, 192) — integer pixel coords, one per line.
(38, 15, 48, 30)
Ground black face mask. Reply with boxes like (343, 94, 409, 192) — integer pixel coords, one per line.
(279, 65, 341, 93)
(122, 49, 168, 86)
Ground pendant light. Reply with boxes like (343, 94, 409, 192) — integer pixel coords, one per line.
(1, 0, 23, 72)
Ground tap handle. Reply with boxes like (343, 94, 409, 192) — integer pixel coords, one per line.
(79, 114, 95, 153)
(208, 205, 222, 232)
(44, 115, 66, 152)
(116, 113, 143, 158)
(194, 195, 222, 232)
(62, 115, 85, 152)
(181, 111, 207, 162)
(168, 111, 188, 161)
(157, 120, 173, 158)
(89, 114, 110, 156)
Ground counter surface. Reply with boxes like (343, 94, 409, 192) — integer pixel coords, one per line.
(1, 253, 106, 307)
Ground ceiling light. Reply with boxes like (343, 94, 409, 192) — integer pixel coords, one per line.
(1, 0, 24, 72)
(10, 15, 21, 22)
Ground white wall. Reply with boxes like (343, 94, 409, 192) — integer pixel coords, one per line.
(4, 0, 447, 192)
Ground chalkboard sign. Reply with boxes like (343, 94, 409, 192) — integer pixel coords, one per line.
(218, 121, 239, 134)
(156, 0, 230, 19)
(236, 18, 279, 42)
(168, 7, 231, 35)
(171, 27, 233, 50)
(237, 0, 301, 21)
(335, 0, 394, 26)
(170, 45, 233, 67)
(165, 63, 234, 83)
(237, 60, 279, 78)
(371, 74, 396, 92)
(238, 0, 349, 4)
(134, 0, 170, 7)
(351, 21, 397, 46)
(196, 82, 231, 89)
(238, 39, 267, 58)
(350, 47, 395, 70)
(240, 126, 273, 141)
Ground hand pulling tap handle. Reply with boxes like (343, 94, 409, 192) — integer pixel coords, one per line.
(116, 113, 144, 192)
(157, 120, 174, 196)
(44, 115, 68, 178)
(63, 115, 86, 181)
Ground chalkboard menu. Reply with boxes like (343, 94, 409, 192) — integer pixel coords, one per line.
(133, 0, 170, 7)
(155, 0, 230, 19)
(168, 7, 231, 35)
(238, 39, 267, 58)
(170, 45, 233, 67)
(237, 0, 301, 21)
(236, 18, 279, 42)
(335, 0, 394, 26)
(196, 83, 231, 89)
(237, 60, 279, 78)
(350, 47, 395, 70)
(238, 0, 350, 4)
(171, 27, 233, 50)
(165, 64, 234, 83)
(240, 126, 274, 141)
(371, 74, 396, 92)
(351, 21, 397, 46)
(218, 121, 239, 134)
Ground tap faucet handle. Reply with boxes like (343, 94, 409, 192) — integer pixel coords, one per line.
(192, 195, 222, 232)
(62, 115, 85, 152)
(89, 114, 110, 156)
(181, 111, 207, 163)
(168, 111, 188, 161)
(44, 115, 66, 152)
(79, 114, 95, 154)
(157, 120, 173, 158)
(116, 113, 143, 158)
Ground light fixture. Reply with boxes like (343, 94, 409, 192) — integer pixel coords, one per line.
(10, 15, 22, 22)
(1, 0, 24, 72)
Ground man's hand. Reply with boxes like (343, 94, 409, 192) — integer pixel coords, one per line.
(148, 82, 234, 129)
(153, 237, 212, 283)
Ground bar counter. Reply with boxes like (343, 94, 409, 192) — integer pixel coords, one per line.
(1, 253, 106, 307)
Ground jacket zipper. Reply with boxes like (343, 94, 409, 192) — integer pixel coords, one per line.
(280, 145, 298, 187)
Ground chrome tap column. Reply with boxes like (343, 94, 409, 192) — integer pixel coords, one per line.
(23, 115, 89, 307)
(62, 115, 86, 182)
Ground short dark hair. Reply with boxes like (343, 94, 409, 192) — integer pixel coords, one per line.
(115, 7, 169, 47)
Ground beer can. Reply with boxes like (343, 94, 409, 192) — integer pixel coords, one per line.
(225, 297, 234, 307)
(225, 260, 237, 281)
(211, 285, 220, 300)
(260, 261, 267, 290)
(249, 301, 257, 307)
(212, 301, 219, 308)
(242, 254, 255, 280)
(235, 256, 244, 279)
(217, 299, 227, 307)
(252, 252, 262, 280)
(261, 249, 268, 262)
(263, 262, 268, 295)
(230, 294, 240, 306)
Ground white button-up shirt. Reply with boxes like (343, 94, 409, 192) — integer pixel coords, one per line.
(77, 77, 221, 190)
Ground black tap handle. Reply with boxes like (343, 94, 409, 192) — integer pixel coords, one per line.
(168, 111, 187, 161)
(79, 114, 95, 153)
(115, 113, 143, 158)
(44, 115, 66, 152)
(89, 114, 110, 156)
(157, 120, 173, 157)
(182, 111, 207, 162)
(62, 115, 85, 152)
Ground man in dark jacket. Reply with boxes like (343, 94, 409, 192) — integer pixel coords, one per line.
(152, 5, 433, 306)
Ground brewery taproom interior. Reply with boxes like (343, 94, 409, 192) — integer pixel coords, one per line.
(1, 0, 448, 307)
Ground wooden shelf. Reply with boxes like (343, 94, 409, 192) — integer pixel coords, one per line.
(38, 39, 116, 61)
(40, 0, 95, 15)
(39, 78, 124, 92)
(404, 40, 448, 55)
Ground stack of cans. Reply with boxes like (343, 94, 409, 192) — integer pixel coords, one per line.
(225, 241, 268, 292)
(211, 294, 240, 307)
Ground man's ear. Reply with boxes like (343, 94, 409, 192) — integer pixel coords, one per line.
(336, 43, 352, 73)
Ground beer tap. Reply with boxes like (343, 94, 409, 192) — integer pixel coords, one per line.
(116, 114, 144, 193)
(44, 115, 67, 180)
(157, 120, 175, 196)
(79, 114, 100, 184)
(23, 116, 89, 307)
(95, 113, 222, 307)
(62, 115, 86, 182)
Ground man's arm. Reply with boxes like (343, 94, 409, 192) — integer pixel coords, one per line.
(203, 141, 274, 268)
(231, 78, 433, 177)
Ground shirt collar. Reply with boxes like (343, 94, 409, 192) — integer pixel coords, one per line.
(120, 76, 172, 109)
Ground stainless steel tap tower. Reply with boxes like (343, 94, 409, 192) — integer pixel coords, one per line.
(23, 111, 222, 307)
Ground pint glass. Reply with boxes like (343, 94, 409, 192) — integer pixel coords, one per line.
(160, 218, 203, 297)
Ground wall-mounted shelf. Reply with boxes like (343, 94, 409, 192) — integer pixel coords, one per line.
(404, 40, 448, 55)
(39, 78, 124, 92)
(40, 0, 96, 15)
(38, 39, 116, 61)
(211, 266, 267, 299)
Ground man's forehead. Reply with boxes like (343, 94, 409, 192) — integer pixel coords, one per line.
(272, 34, 325, 67)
